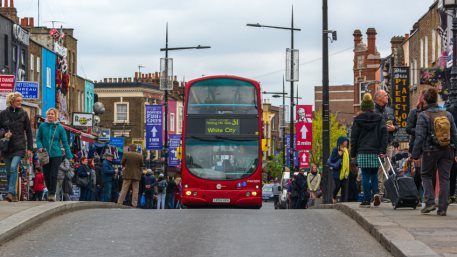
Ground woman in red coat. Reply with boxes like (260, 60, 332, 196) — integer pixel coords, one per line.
(33, 168, 45, 201)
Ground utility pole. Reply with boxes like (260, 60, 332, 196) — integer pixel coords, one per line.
(322, 0, 332, 204)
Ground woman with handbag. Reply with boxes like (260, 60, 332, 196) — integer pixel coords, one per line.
(36, 108, 73, 202)
(76, 157, 92, 201)
(0, 92, 33, 202)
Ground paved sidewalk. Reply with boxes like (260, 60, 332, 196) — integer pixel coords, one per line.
(0, 201, 125, 245)
(316, 202, 457, 257)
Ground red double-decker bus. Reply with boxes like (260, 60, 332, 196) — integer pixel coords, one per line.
(181, 75, 263, 208)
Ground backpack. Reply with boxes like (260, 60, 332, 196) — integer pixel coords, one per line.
(158, 180, 167, 193)
(425, 111, 451, 147)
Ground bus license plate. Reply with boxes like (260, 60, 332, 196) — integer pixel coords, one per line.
(213, 198, 230, 203)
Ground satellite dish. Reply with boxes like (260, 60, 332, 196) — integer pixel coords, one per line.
(93, 102, 105, 115)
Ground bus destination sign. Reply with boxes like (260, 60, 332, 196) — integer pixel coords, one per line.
(205, 119, 240, 135)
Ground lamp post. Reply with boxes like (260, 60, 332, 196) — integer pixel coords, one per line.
(444, 0, 457, 105)
(247, 6, 301, 172)
(160, 23, 210, 174)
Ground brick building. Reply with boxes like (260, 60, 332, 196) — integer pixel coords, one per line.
(353, 28, 382, 115)
(314, 85, 354, 126)
(405, 1, 443, 107)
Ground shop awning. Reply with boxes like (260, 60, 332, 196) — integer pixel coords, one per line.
(61, 124, 97, 143)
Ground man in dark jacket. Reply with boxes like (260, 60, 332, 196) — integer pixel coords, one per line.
(165, 176, 177, 209)
(102, 153, 115, 202)
(412, 88, 457, 216)
(374, 89, 398, 199)
(295, 169, 307, 209)
(0, 92, 33, 202)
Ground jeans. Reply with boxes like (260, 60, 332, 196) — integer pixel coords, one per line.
(56, 179, 63, 201)
(157, 193, 166, 209)
(166, 193, 175, 209)
(103, 182, 112, 202)
(4, 156, 22, 196)
(333, 178, 348, 202)
(361, 168, 379, 202)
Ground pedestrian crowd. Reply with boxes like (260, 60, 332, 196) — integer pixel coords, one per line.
(0, 92, 182, 209)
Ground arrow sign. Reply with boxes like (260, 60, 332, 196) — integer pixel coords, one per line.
(299, 150, 310, 168)
(302, 152, 307, 162)
(300, 125, 308, 140)
(151, 127, 158, 137)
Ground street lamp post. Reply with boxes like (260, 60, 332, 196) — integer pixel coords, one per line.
(160, 23, 210, 174)
(247, 6, 301, 172)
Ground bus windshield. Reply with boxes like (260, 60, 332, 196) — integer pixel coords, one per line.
(185, 139, 259, 180)
(187, 78, 258, 115)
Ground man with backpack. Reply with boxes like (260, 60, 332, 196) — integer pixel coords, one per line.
(156, 173, 167, 209)
(412, 88, 457, 216)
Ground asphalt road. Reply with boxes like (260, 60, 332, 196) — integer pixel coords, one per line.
(0, 202, 391, 257)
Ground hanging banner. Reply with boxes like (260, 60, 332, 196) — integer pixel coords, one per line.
(146, 105, 163, 150)
(168, 134, 181, 167)
(295, 105, 313, 151)
(391, 67, 410, 142)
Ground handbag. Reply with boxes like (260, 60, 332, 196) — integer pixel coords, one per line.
(140, 194, 146, 207)
(38, 125, 58, 166)
(76, 175, 89, 188)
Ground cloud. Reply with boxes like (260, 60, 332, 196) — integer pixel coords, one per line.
(15, 0, 435, 108)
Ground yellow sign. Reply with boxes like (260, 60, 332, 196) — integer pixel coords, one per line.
(205, 119, 240, 135)
(132, 139, 144, 148)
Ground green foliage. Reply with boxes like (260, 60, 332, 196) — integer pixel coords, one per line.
(310, 111, 348, 167)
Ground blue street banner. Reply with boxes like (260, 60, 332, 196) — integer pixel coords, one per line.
(168, 134, 181, 167)
(146, 105, 163, 150)
(15, 81, 39, 99)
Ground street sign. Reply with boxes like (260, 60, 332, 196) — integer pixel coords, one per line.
(98, 128, 111, 141)
(15, 81, 39, 99)
(286, 134, 299, 168)
(0, 75, 14, 93)
(146, 105, 163, 150)
(295, 105, 312, 151)
(168, 134, 181, 167)
(72, 112, 94, 128)
(391, 67, 410, 142)
(109, 137, 124, 149)
(299, 151, 310, 169)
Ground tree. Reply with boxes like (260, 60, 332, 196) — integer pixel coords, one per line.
(310, 111, 348, 167)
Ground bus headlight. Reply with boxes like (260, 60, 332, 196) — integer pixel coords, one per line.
(186, 191, 192, 196)
(252, 192, 257, 196)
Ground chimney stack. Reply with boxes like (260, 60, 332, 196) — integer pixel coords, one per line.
(4, 0, 9, 8)
(367, 28, 377, 54)
(103, 78, 107, 83)
(28, 17, 34, 27)
(9, 0, 14, 8)
(20, 18, 27, 27)
(353, 29, 362, 48)
(134, 72, 138, 78)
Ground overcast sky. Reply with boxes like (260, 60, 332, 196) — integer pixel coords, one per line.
(15, 0, 435, 107)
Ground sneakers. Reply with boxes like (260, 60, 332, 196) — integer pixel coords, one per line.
(421, 205, 436, 214)
(373, 194, 381, 207)
(48, 194, 55, 202)
(360, 201, 371, 208)
(11, 195, 18, 202)
(437, 210, 447, 216)
(5, 193, 12, 202)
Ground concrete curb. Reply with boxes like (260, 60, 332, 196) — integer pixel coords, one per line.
(314, 203, 440, 257)
(0, 201, 128, 246)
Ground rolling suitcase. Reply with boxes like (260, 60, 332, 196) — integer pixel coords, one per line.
(378, 157, 419, 209)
